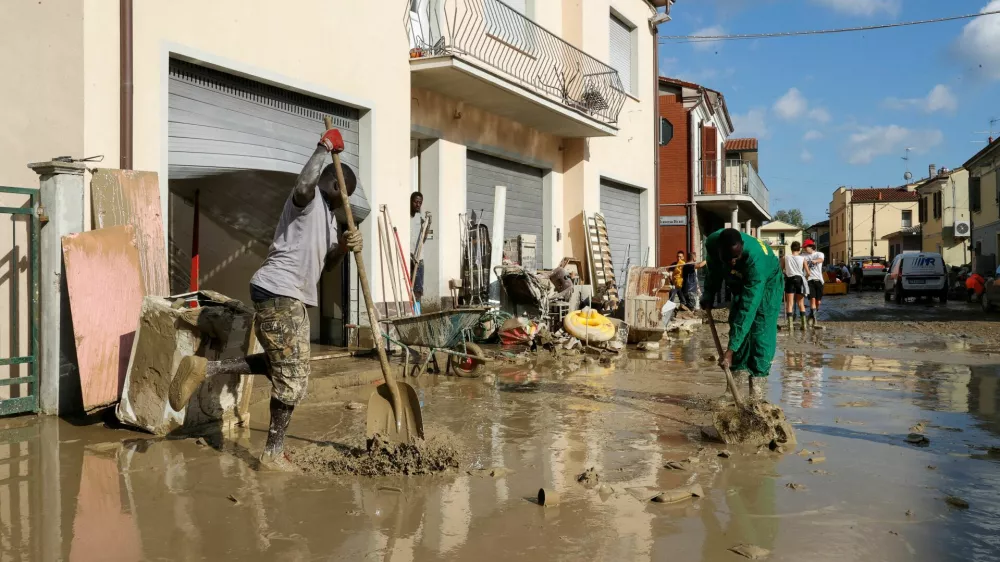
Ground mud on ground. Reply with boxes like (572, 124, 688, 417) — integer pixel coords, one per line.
(288, 426, 463, 477)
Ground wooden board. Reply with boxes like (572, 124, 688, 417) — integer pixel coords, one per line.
(90, 169, 169, 296)
(62, 225, 146, 410)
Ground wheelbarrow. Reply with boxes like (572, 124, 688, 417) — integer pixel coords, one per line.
(381, 308, 490, 377)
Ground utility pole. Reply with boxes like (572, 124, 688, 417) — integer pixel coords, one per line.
(870, 201, 876, 257)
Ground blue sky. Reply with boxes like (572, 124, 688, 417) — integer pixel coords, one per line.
(657, 0, 1000, 224)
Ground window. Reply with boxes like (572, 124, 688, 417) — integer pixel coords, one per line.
(971, 176, 982, 213)
(919, 197, 926, 223)
(659, 118, 673, 146)
(779, 232, 786, 244)
(901, 210, 912, 228)
(485, 0, 533, 54)
(609, 13, 636, 95)
(933, 192, 942, 219)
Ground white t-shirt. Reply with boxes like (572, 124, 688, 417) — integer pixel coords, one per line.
(805, 251, 825, 284)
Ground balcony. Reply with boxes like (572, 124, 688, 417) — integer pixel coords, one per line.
(405, 0, 626, 138)
(695, 159, 771, 222)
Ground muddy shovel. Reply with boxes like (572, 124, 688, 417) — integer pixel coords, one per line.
(705, 312, 782, 445)
(323, 117, 423, 444)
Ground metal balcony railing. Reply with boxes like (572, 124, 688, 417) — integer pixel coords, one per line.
(696, 159, 771, 215)
(405, 0, 627, 126)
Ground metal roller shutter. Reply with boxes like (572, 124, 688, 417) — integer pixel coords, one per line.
(609, 14, 632, 94)
(466, 151, 544, 259)
(168, 59, 361, 179)
(600, 179, 642, 277)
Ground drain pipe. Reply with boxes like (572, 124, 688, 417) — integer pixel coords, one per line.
(120, 0, 133, 170)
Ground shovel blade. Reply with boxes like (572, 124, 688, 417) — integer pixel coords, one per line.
(366, 381, 424, 443)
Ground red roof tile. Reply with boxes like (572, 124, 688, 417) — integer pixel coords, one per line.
(725, 138, 758, 152)
(850, 187, 918, 203)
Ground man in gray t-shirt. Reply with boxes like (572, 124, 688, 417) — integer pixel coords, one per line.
(170, 128, 361, 472)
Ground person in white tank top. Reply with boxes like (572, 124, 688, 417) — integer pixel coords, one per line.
(782, 241, 810, 330)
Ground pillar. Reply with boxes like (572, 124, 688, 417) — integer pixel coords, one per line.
(27, 160, 86, 416)
(419, 139, 466, 311)
(745, 218, 752, 235)
(729, 204, 739, 231)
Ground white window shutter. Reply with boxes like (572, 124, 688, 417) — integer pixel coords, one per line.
(503, 0, 526, 14)
(609, 14, 632, 94)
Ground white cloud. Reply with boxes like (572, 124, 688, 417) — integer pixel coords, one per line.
(773, 88, 832, 124)
(883, 84, 958, 113)
(801, 149, 814, 163)
(732, 108, 770, 139)
(809, 107, 832, 124)
(803, 130, 824, 141)
(811, 0, 901, 17)
(956, 1, 1000, 80)
(691, 25, 726, 51)
(773, 88, 808, 120)
(845, 125, 943, 165)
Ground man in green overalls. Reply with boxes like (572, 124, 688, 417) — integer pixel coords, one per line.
(700, 228, 784, 402)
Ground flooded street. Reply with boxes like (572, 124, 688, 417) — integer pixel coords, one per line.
(2, 293, 999, 561)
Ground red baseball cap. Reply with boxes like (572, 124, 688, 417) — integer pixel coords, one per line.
(803, 239, 816, 247)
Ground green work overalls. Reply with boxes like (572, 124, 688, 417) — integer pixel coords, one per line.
(703, 230, 784, 378)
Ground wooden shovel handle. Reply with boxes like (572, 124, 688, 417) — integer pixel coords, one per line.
(706, 312, 747, 410)
(323, 117, 402, 428)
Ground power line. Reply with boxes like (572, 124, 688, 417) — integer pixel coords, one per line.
(659, 9, 1000, 43)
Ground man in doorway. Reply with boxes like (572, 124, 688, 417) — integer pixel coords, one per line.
(410, 192, 427, 314)
(701, 228, 783, 403)
(802, 239, 824, 328)
(170, 128, 362, 471)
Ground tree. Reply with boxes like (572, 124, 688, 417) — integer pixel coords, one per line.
(773, 209, 810, 230)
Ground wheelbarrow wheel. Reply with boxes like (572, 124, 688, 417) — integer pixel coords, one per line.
(449, 342, 486, 377)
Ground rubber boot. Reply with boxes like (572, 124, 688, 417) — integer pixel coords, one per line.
(258, 398, 299, 472)
(812, 314, 821, 330)
(168, 355, 208, 412)
(749, 376, 768, 404)
(721, 370, 748, 401)
(785, 315, 793, 332)
(799, 315, 807, 331)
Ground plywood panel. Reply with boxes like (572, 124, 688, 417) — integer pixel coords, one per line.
(62, 225, 145, 410)
(91, 169, 169, 296)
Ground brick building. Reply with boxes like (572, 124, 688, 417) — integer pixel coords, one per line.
(656, 77, 771, 265)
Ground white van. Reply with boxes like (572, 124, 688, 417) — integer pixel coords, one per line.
(884, 252, 949, 303)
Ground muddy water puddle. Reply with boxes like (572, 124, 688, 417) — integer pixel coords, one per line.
(1, 328, 999, 561)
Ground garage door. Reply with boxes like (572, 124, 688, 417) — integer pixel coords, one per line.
(168, 58, 361, 179)
(466, 151, 544, 260)
(167, 59, 367, 344)
(601, 179, 642, 277)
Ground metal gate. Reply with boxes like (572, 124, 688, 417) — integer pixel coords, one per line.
(0, 186, 40, 416)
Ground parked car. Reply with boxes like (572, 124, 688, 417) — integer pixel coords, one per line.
(884, 252, 949, 304)
(981, 266, 1000, 313)
(850, 256, 888, 291)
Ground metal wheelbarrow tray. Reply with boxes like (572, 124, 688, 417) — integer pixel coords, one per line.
(382, 308, 491, 377)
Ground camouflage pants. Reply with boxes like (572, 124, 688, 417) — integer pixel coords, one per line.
(254, 297, 311, 406)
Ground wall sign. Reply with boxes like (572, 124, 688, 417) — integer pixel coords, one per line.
(659, 215, 687, 226)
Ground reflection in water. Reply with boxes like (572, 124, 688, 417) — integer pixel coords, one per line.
(780, 351, 824, 410)
(69, 453, 142, 562)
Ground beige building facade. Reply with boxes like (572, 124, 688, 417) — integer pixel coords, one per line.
(964, 139, 1000, 275)
(1, 0, 663, 347)
(828, 185, 919, 265)
(758, 220, 803, 259)
(916, 167, 971, 267)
